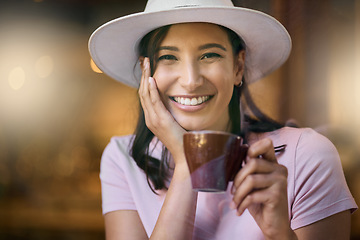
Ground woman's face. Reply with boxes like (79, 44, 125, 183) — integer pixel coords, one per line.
(153, 23, 245, 131)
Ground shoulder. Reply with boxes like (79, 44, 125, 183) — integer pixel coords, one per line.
(265, 126, 330, 142)
(274, 128, 358, 228)
(261, 127, 341, 176)
(100, 135, 135, 172)
(265, 127, 337, 157)
(105, 135, 134, 153)
(283, 127, 339, 168)
(101, 134, 163, 171)
(295, 127, 338, 155)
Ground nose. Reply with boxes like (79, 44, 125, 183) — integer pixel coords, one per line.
(178, 60, 203, 91)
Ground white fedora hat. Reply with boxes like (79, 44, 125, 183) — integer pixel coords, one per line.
(89, 0, 292, 88)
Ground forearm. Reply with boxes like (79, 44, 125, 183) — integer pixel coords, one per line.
(150, 161, 198, 240)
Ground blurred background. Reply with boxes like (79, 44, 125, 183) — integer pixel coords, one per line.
(0, 0, 359, 239)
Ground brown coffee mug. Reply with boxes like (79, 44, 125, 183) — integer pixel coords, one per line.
(183, 130, 248, 192)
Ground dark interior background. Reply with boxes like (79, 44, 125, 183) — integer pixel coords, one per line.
(0, 0, 359, 239)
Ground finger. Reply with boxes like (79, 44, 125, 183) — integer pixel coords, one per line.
(234, 178, 287, 216)
(148, 77, 180, 130)
(148, 77, 171, 115)
(231, 173, 275, 210)
(139, 58, 162, 131)
(139, 60, 177, 133)
(232, 158, 275, 191)
(139, 58, 155, 118)
(139, 57, 150, 99)
(234, 189, 270, 216)
(247, 138, 276, 163)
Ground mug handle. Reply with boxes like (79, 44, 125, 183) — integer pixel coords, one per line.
(226, 141, 248, 183)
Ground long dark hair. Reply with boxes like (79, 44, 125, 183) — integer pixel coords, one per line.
(130, 24, 282, 192)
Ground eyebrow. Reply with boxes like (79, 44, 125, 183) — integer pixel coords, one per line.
(198, 43, 227, 51)
(156, 43, 227, 52)
(157, 46, 179, 52)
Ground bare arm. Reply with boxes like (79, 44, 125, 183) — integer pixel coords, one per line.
(294, 210, 351, 240)
(140, 57, 198, 238)
(231, 138, 353, 240)
(104, 210, 148, 240)
(150, 162, 197, 239)
(103, 201, 352, 240)
(104, 163, 197, 240)
(103, 58, 198, 240)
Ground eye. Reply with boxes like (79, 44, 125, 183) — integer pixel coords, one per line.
(200, 52, 223, 61)
(158, 54, 177, 61)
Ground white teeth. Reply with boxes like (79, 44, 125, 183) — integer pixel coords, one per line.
(173, 96, 210, 106)
(190, 98, 198, 105)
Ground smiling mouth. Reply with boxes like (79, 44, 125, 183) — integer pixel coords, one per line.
(170, 96, 213, 106)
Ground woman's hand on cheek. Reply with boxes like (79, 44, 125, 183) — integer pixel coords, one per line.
(138, 58, 186, 163)
(230, 138, 294, 240)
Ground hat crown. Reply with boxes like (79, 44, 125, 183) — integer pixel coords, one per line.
(144, 0, 234, 12)
(89, 0, 291, 88)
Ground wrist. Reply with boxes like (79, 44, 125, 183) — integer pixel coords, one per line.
(173, 161, 190, 177)
(169, 161, 195, 194)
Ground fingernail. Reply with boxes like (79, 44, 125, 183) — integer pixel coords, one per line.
(148, 77, 155, 86)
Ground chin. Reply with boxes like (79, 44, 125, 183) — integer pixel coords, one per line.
(180, 124, 201, 132)
(177, 121, 203, 132)
(177, 119, 213, 132)
(175, 113, 225, 132)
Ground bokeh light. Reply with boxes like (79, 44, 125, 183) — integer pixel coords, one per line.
(8, 67, 25, 90)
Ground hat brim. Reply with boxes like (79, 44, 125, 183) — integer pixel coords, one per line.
(89, 6, 291, 88)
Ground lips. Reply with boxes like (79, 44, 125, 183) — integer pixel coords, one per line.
(170, 96, 213, 106)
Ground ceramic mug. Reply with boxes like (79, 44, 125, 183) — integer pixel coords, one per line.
(183, 130, 248, 192)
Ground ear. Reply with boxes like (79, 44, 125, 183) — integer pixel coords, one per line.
(234, 50, 246, 86)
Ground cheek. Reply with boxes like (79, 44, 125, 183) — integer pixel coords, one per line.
(152, 67, 177, 108)
(205, 64, 237, 88)
(153, 66, 176, 92)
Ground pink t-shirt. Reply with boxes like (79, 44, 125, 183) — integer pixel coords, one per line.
(100, 127, 357, 239)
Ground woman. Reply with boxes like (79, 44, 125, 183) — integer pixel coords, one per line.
(89, 0, 357, 239)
